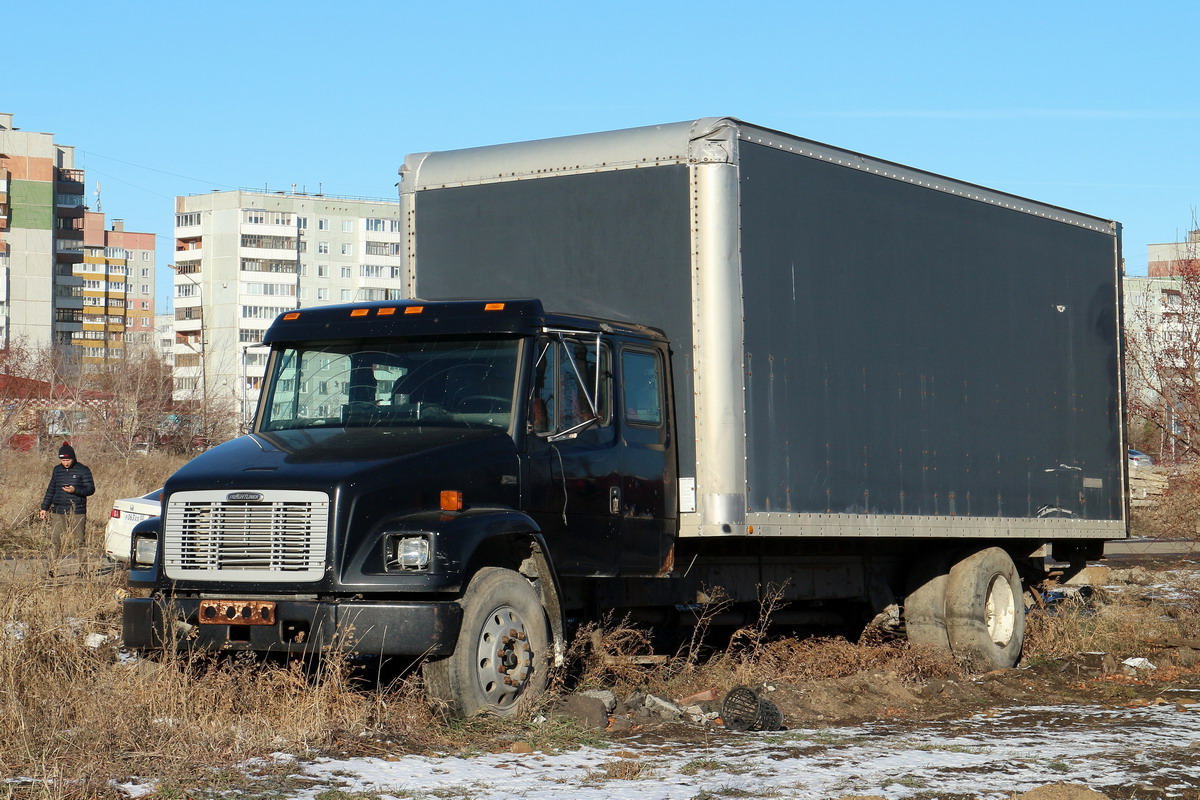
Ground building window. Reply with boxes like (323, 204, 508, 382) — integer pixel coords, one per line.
(142, 252, 150, 261)
(317, 288, 328, 301)
(365, 241, 402, 256)
(141, 268, 150, 278)
(341, 220, 353, 233)
(241, 305, 291, 319)
(318, 242, 329, 254)
(365, 218, 385, 232)
(340, 289, 352, 302)
(176, 212, 202, 227)
(241, 234, 298, 250)
(244, 209, 266, 225)
(340, 243, 352, 255)
(296, 216, 308, 230)
(340, 267, 351, 278)
(318, 264, 328, 277)
(141, 284, 150, 294)
(318, 219, 329, 231)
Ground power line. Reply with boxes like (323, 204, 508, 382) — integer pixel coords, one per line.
(78, 149, 238, 190)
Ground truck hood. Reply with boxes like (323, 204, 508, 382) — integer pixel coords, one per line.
(165, 426, 518, 493)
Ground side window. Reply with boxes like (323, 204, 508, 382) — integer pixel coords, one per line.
(622, 350, 662, 426)
(530, 342, 556, 434)
(529, 337, 611, 436)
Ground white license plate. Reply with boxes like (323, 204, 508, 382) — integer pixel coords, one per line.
(124, 512, 148, 524)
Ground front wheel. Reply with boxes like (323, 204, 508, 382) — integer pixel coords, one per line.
(944, 547, 1024, 670)
(423, 567, 551, 717)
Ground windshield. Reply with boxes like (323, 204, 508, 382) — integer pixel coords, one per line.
(258, 337, 521, 432)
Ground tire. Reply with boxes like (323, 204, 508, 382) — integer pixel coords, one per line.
(423, 567, 551, 717)
(944, 547, 1024, 670)
(903, 549, 953, 651)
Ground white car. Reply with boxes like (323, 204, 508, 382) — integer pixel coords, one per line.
(103, 489, 162, 563)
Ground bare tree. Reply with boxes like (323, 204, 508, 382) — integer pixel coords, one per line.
(1125, 218, 1200, 462)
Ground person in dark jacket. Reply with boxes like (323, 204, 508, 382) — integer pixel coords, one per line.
(38, 442, 95, 557)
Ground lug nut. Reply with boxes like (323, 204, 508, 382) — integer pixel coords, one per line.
(497, 665, 507, 673)
(516, 631, 526, 640)
(509, 628, 518, 638)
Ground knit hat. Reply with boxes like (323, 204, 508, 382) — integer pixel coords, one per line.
(58, 442, 76, 460)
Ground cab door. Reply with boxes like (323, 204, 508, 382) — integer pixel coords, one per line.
(617, 343, 675, 576)
(525, 335, 621, 577)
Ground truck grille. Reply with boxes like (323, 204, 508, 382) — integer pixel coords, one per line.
(163, 489, 330, 582)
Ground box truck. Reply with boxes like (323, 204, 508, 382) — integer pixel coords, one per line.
(124, 118, 1126, 716)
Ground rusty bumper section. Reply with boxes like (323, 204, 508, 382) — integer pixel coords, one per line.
(123, 597, 463, 657)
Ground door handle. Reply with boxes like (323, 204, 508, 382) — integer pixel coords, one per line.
(610, 486, 621, 515)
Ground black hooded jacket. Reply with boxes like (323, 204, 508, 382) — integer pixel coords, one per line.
(40, 461, 95, 514)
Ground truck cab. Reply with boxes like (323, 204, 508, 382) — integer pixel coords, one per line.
(123, 298, 675, 715)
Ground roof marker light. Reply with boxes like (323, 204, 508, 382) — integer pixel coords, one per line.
(405, 306, 424, 315)
(378, 307, 396, 316)
(484, 303, 506, 311)
(440, 490, 464, 512)
(350, 309, 369, 317)
(283, 312, 300, 320)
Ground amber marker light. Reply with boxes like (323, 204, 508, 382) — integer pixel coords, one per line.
(404, 306, 425, 315)
(483, 302, 506, 311)
(440, 490, 464, 511)
(350, 309, 369, 317)
(283, 312, 300, 320)
(378, 307, 396, 316)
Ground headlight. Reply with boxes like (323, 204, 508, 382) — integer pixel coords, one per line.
(133, 533, 159, 567)
(384, 534, 431, 571)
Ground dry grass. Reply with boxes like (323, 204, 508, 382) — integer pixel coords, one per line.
(1023, 564, 1200, 661)
(0, 564, 448, 796)
(560, 587, 965, 705)
(0, 440, 187, 552)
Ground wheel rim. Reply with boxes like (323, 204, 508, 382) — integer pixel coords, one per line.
(473, 604, 535, 709)
(984, 574, 1016, 646)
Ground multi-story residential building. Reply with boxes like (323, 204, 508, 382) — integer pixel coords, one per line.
(80, 215, 156, 365)
(1148, 229, 1200, 277)
(0, 113, 154, 368)
(172, 189, 403, 422)
(0, 112, 85, 357)
(154, 312, 175, 367)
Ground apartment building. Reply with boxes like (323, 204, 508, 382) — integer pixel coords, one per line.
(80, 214, 156, 365)
(0, 113, 154, 367)
(1148, 229, 1200, 277)
(172, 189, 404, 421)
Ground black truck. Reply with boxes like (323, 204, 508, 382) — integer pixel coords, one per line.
(124, 118, 1126, 715)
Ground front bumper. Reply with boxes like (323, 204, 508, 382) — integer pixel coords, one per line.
(123, 596, 462, 657)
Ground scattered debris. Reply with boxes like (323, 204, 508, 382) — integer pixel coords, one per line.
(721, 686, 783, 732)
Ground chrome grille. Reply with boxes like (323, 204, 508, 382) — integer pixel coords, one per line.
(163, 489, 329, 582)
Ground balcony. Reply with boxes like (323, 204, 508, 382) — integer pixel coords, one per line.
(56, 168, 85, 186)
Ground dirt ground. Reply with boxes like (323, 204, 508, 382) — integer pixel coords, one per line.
(532, 553, 1200, 800)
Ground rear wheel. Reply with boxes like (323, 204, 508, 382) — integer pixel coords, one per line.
(944, 547, 1024, 670)
(423, 567, 550, 717)
(903, 549, 953, 650)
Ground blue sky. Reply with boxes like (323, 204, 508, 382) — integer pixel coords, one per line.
(6, 1, 1198, 309)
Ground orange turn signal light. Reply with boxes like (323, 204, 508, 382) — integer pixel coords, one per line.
(483, 303, 505, 311)
(350, 309, 369, 317)
(440, 490, 463, 512)
(378, 307, 396, 316)
(283, 312, 300, 320)
(405, 306, 425, 315)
